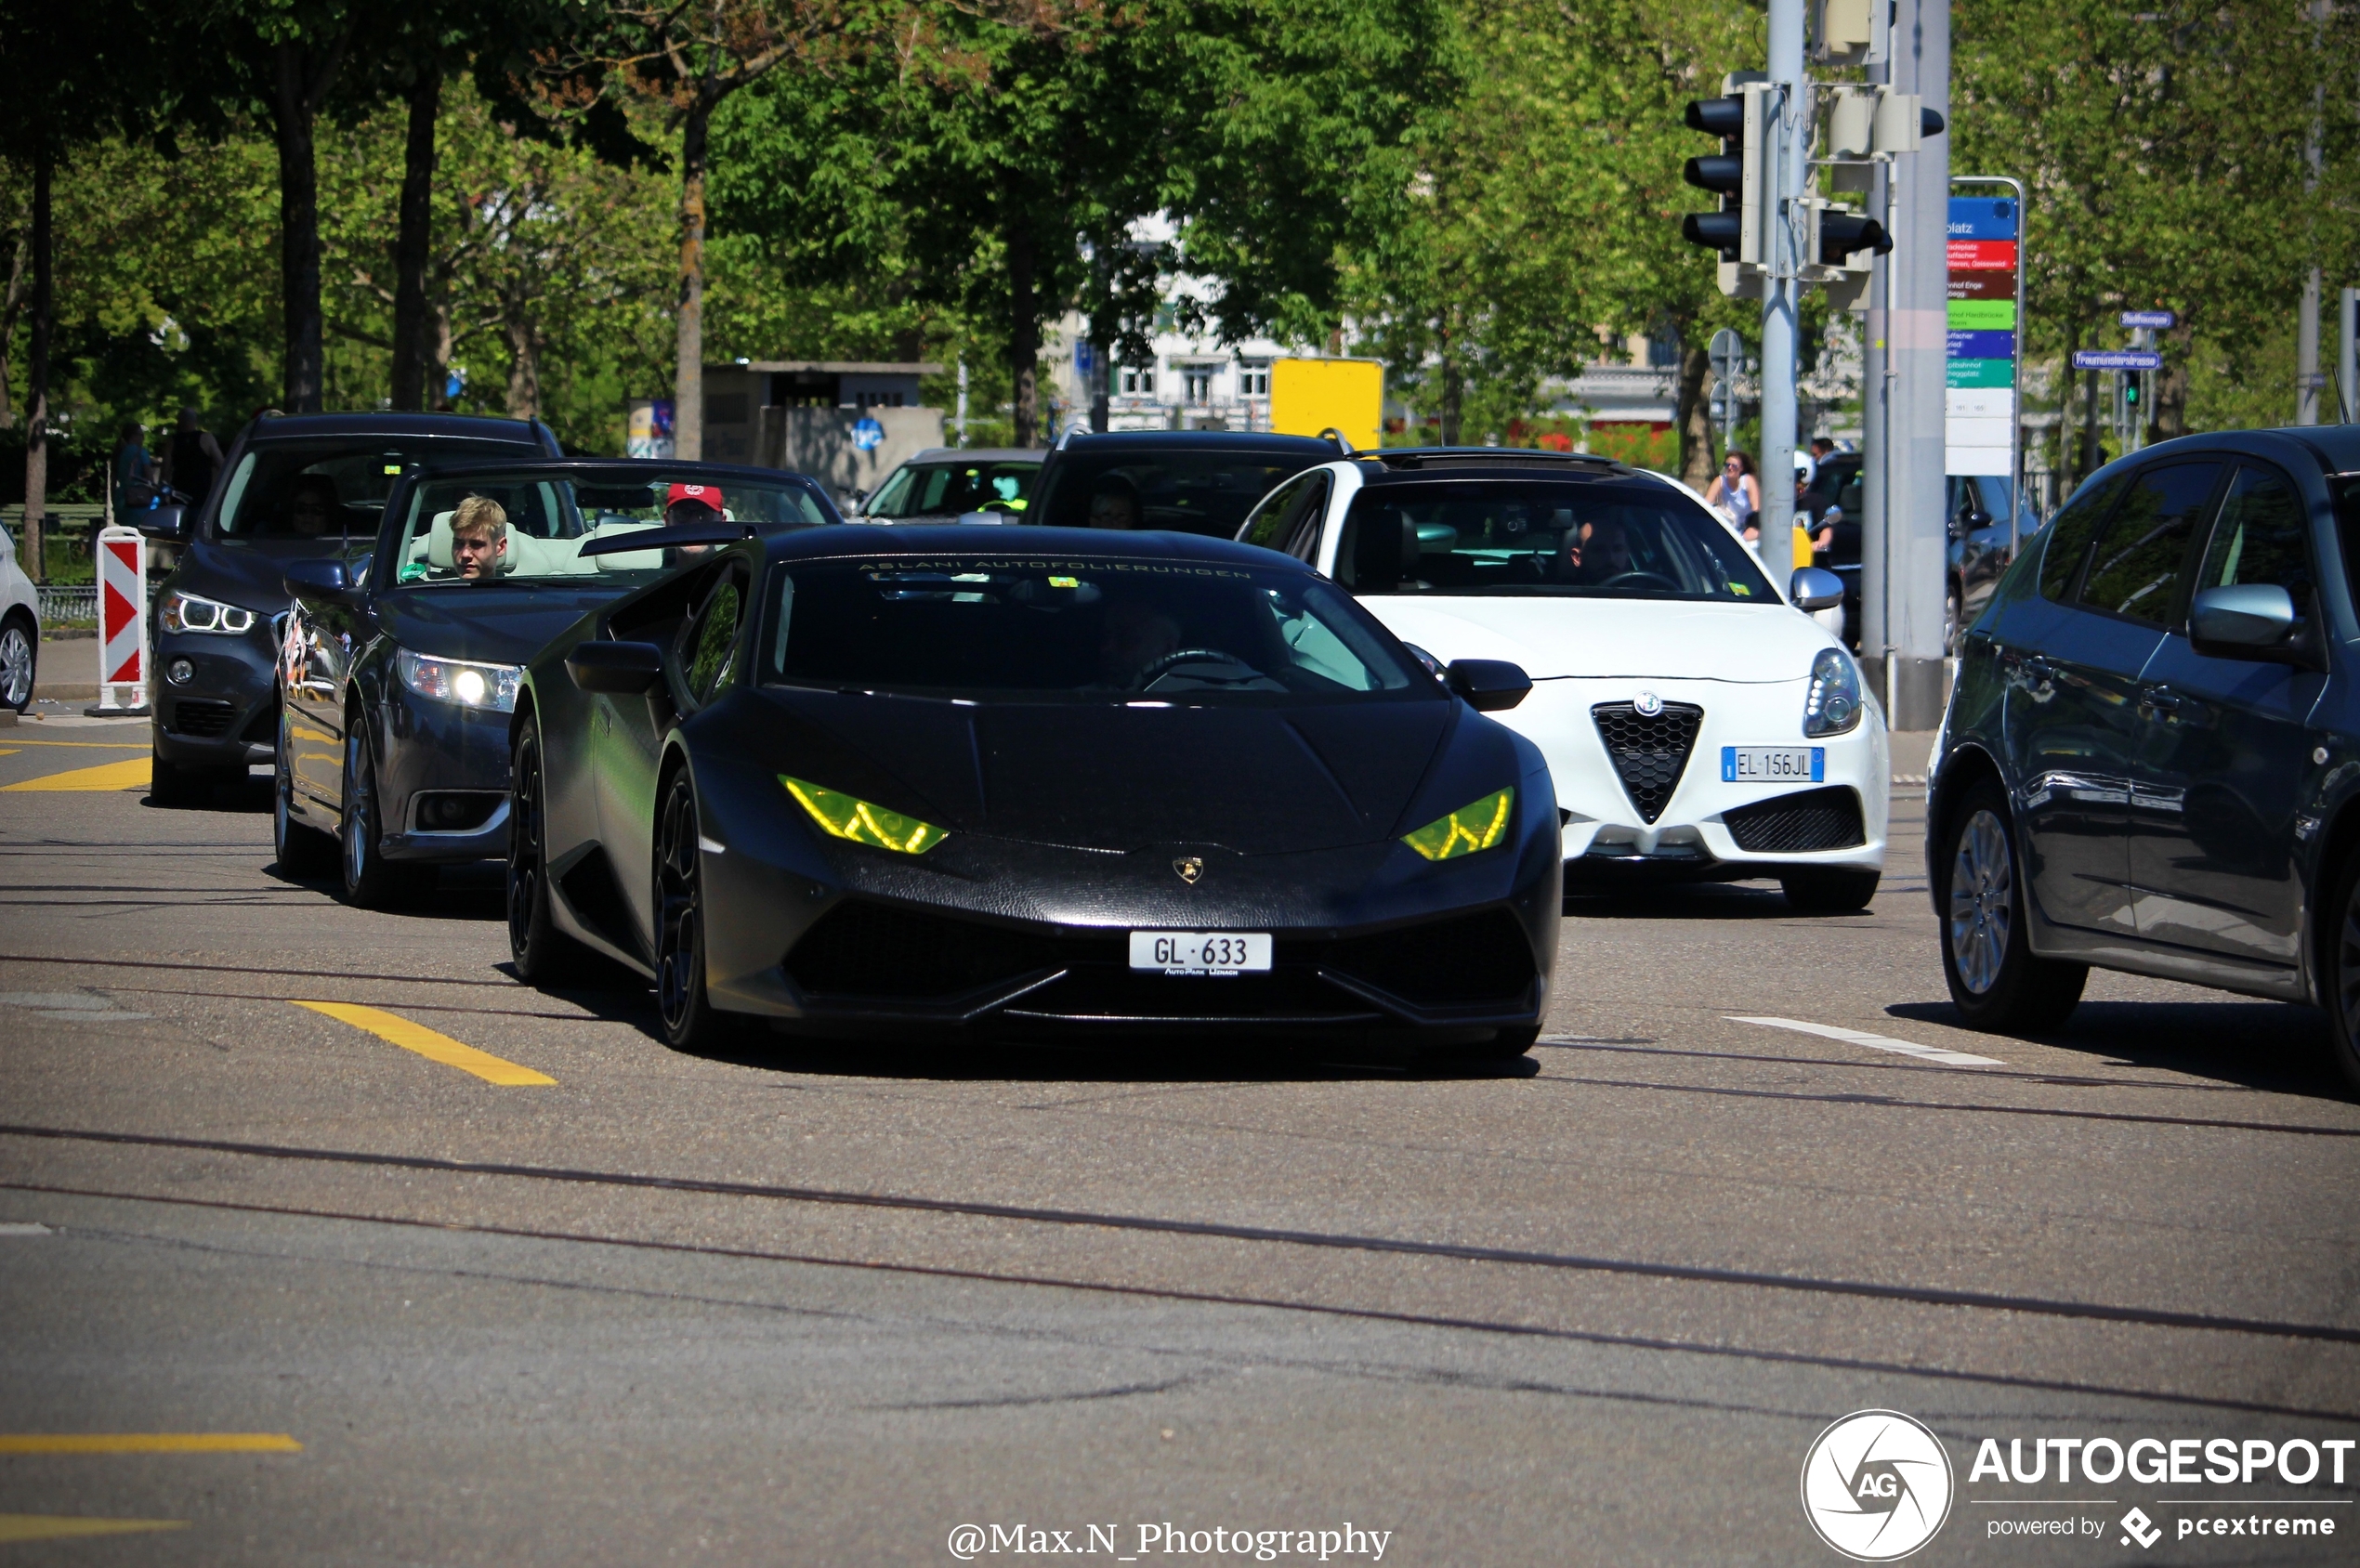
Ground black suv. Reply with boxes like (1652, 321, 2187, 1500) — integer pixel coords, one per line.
(139, 412, 558, 803)
(1925, 427, 2360, 1087)
(1022, 431, 1344, 538)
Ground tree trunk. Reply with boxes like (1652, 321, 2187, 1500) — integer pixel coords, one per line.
(389, 64, 441, 412)
(674, 99, 710, 461)
(274, 41, 328, 414)
(21, 145, 51, 586)
(2151, 319, 2194, 443)
(0, 229, 25, 430)
(1437, 311, 1462, 447)
(1007, 224, 1040, 449)
(504, 287, 541, 420)
(1674, 333, 1714, 488)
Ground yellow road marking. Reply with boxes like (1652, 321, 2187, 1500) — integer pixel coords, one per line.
(291, 1000, 556, 1086)
(0, 757, 151, 792)
(0, 1434, 301, 1454)
(0, 1515, 187, 1542)
(0, 738, 151, 748)
(0, 749, 16, 757)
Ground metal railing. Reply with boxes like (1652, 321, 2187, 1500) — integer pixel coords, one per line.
(37, 585, 98, 624)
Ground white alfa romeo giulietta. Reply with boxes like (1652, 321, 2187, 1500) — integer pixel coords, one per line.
(1236, 448, 1890, 910)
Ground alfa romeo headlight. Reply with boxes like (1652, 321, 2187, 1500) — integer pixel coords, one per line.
(160, 589, 256, 635)
(782, 776, 949, 855)
(1803, 647, 1863, 738)
(1402, 787, 1514, 861)
(396, 649, 519, 712)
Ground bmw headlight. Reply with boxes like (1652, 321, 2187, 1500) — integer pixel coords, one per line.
(1402, 787, 1514, 861)
(1803, 647, 1864, 738)
(160, 589, 256, 636)
(781, 776, 949, 855)
(396, 649, 520, 712)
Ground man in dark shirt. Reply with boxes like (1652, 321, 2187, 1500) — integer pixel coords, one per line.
(160, 408, 224, 503)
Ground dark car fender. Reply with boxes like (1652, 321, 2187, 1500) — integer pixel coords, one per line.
(667, 727, 846, 1018)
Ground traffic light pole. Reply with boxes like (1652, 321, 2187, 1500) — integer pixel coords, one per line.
(1866, 0, 1952, 732)
(1758, 0, 1804, 572)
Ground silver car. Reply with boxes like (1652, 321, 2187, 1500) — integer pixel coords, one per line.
(850, 448, 1042, 523)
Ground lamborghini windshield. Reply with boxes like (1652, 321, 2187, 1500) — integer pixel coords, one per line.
(1339, 478, 1777, 601)
(763, 555, 1429, 701)
(389, 470, 832, 587)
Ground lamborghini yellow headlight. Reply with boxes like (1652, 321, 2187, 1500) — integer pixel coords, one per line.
(780, 777, 949, 855)
(1401, 787, 1514, 861)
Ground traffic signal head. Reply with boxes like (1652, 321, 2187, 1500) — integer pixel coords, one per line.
(2125, 378, 2141, 406)
(1682, 213, 1745, 253)
(1683, 154, 1745, 196)
(1680, 86, 1765, 268)
(1812, 211, 1892, 264)
(1684, 97, 1746, 139)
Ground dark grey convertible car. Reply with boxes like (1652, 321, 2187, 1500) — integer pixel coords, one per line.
(1926, 426, 2360, 1089)
(274, 460, 836, 905)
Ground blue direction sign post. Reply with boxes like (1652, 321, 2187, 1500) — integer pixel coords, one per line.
(1946, 194, 2022, 481)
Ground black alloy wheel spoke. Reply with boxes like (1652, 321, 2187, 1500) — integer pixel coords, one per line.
(2341, 899, 2360, 1037)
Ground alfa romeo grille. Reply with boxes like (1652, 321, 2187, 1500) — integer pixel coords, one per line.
(1591, 701, 1703, 823)
(1723, 786, 1865, 853)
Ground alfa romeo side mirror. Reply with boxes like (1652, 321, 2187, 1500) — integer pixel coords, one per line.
(1790, 566, 1845, 611)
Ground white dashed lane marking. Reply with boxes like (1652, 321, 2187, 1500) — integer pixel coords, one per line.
(1726, 1014, 2006, 1067)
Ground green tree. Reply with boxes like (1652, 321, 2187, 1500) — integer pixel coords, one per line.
(1955, 0, 2360, 481)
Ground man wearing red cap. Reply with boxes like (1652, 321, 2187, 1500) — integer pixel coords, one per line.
(664, 482, 726, 527)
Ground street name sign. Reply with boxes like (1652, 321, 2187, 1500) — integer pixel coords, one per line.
(2071, 349, 2163, 371)
(2119, 310, 2178, 330)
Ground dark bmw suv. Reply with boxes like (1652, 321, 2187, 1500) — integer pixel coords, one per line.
(138, 412, 558, 803)
(1926, 426, 2360, 1088)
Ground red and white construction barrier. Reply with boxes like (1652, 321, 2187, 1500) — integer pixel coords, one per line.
(92, 526, 151, 715)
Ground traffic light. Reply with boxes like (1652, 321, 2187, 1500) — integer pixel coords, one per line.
(1679, 85, 1765, 267)
(1809, 208, 1892, 266)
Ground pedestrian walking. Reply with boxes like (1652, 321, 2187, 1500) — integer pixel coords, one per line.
(111, 423, 153, 516)
(159, 407, 224, 504)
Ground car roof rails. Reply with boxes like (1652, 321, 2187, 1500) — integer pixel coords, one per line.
(1366, 447, 1634, 476)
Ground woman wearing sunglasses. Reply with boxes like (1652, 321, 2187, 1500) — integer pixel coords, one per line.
(1703, 449, 1762, 540)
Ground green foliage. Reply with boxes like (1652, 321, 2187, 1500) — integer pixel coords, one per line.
(1955, 0, 2360, 462)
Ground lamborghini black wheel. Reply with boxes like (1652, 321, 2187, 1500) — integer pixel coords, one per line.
(655, 769, 731, 1049)
(507, 723, 600, 986)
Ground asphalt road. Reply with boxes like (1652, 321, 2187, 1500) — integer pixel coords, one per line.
(2, 715, 2355, 1566)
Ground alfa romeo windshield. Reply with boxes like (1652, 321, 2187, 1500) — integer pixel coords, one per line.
(390, 472, 830, 587)
(1340, 478, 1777, 601)
(764, 557, 1429, 701)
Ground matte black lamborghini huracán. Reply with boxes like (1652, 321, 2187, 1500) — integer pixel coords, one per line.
(507, 525, 1563, 1059)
